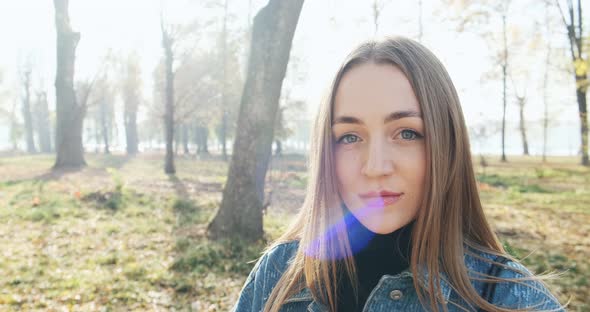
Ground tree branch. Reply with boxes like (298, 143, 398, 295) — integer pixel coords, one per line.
(576, 0, 582, 57)
(555, 0, 569, 27)
(555, 0, 577, 60)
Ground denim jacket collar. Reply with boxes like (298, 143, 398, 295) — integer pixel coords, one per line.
(284, 268, 453, 311)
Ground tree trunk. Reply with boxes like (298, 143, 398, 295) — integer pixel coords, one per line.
(53, 0, 85, 168)
(162, 20, 176, 174)
(10, 100, 21, 151)
(275, 139, 282, 156)
(35, 92, 52, 153)
(576, 84, 588, 165)
(182, 124, 190, 154)
(99, 99, 110, 154)
(174, 125, 180, 155)
(220, 0, 229, 161)
(202, 127, 209, 154)
(557, 0, 588, 165)
(124, 99, 139, 155)
(193, 125, 201, 154)
(208, 0, 304, 241)
(372, 0, 380, 35)
(542, 32, 550, 163)
(500, 13, 508, 162)
(194, 125, 209, 155)
(94, 118, 100, 153)
(517, 96, 529, 155)
(22, 70, 36, 153)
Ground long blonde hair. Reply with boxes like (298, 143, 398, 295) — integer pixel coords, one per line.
(262, 37, 529, 312)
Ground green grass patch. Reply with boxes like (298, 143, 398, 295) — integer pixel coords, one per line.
(0, 154, 587, 311)
(82, 190, 124, 211)
(123, 262, 148, 280)
(264, 212, 291, 240)
(477, 173, 520, 188)
(28, 206, 60, 222)
(172, 198, 211, 225)
(171, 238, 264, 275)
(97, 253, 119, 266)
(286, 173, 308, 189)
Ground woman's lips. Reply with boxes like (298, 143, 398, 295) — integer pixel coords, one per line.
(358, 191, 404, 207)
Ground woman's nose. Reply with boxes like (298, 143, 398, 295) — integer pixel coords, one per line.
(361, 139, 393, 178)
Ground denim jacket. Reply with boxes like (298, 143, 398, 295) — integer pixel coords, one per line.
(232, 241, 564, 312)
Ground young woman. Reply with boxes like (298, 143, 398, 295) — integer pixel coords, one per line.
(233, 37, 564, 312)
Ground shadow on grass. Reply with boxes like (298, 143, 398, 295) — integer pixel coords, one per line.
(168, 175, 189, 198)
(1, 166, 84, 186)
(40, 166, 84, 180)
(90, 154, 133, 170)
(165, 189, 267, 309)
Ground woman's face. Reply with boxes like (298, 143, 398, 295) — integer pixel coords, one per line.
(333, 63, 426, 234)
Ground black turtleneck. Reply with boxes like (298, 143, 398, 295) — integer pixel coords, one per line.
(337, 212, 414, 312)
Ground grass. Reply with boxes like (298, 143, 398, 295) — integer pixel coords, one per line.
(0, 153, 588, 311)
(475, 155, 589, 311)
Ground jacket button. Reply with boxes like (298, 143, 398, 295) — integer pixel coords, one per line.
(389, 289, 403, 300)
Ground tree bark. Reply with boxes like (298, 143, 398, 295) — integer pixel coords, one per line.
(556, 0, 588, 165)
(182, 124, 190, 154)
(99, 99, 110, 154)
(220, 0, 229, 161)
(516, 96, 529, 155)
(161, 19, 176, 174)
(94, 117, 100, 153)
(53, 0, 85, 168)
(123, 57, 140, 155)
(207, 0, 304, 241)
(576, 86, 588, 164)
(174, 125, 180, 155)
(500, 13, 508, 162)
(9, 100, 21, 151)
(542, 30, 551, 162)
(22, 69, 36, 153)
(194, 125, 209, 155)
(124, 106, 138, 154)
(275, 140, 282, 156)
(35, 92, 52, 153)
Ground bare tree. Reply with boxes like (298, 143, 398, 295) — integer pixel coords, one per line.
(9, 99, 22, 151)
(444, 0, 513, 161)
(514, 91, 530, 155)
(542, 3, 554, 162)
(208, 0, 304, 241)
(91, 77, 115, 154)
(194, 125, 209, 155)
(21, 66, 36, 153)
(499, 1, 511, 162)
(274, 53, 307, 156)
(554, 0, 588, 165)
(509, 27, 535, 157)
(34, 91, 52, 153)
(152, 43, 224, 157)
(120, 53, 141, 155)
(220, 0, 230, 160)
(53, 0, 85, 168)
(371, 0, 391, 35)
(161, 14, 176, 174)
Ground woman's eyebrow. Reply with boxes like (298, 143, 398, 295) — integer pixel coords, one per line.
(384, 110, 422, 123)
(333, 110, 422, 126)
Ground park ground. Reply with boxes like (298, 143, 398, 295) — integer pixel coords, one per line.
(0, 153, 588, 311)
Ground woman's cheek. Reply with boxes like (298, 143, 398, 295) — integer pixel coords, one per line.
(336, 149, 360, 185)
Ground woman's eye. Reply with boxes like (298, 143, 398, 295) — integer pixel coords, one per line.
(399, 129, 422, 140)
(337, 134, 361, 144)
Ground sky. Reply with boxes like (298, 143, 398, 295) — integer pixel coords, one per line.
(0, 0, 586, 155)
